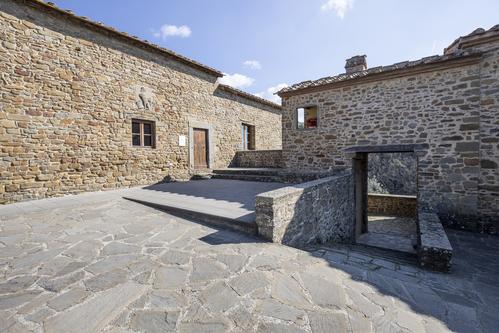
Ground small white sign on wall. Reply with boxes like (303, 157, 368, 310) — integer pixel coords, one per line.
(178, 135, 186, 147)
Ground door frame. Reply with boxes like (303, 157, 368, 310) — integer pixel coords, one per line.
(188, 119, 214, 170)
(344, 143, 427, 243)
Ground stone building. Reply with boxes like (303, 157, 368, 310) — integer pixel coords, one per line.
(0, 0, 282, 204)
(278, 26, 499, 234)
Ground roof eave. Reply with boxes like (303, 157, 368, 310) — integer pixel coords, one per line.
(278, 52, 482, 98)
(217, 84, 282, 110)
(26, 0, 223, 78)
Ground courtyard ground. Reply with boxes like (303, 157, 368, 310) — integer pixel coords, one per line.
(357, 215, 418, 254)
(0, 189, 498, 333)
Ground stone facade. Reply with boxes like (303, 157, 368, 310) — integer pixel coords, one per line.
(255, 172, 354, 247)
(0, 0, 281, 204)
(368, 193, 417, 218)
(279, 28, 499, 233)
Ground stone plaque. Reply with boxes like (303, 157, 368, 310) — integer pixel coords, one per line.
(178, 135, 186, 147)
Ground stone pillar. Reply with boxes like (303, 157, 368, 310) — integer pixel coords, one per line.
(353, 153, 368, 238)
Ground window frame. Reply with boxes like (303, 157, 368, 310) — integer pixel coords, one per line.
(131, 119, 156, 148)
(296, 105, 319, 130)
(241, 123, 256, 151)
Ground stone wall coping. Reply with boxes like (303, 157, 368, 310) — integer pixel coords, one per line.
(417, 211, 453, 272)
(368, 193, 417, 199)
(235, 149, 283, 153)
(344, 144, 428, 154)
(257, 173, 350, 201)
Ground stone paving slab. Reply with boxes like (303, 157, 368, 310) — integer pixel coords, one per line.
(0, 192, 498, 332)
(357, 215, 418, 254)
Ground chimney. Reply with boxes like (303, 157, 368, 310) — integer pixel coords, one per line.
(345, 55, 367, 74)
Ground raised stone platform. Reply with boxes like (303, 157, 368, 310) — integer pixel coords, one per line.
(123, 179, 287, 235)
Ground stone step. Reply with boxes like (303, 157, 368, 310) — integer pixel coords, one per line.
(212, 168, 282, 176)
(211, 173, 282, 183)
(352, 243, 418, 265)
(124, 197, 258, 236)
(191, 173, 212, 180)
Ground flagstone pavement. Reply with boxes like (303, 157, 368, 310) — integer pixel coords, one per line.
(1, 188, 498, 333)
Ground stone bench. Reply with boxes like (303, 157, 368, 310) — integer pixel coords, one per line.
(417, 211, 453, 272)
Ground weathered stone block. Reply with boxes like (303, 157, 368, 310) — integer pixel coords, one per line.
(455, 142, 479, 152)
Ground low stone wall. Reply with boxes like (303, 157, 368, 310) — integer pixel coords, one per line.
(368, 193, 417, 217)
(231, 150, 283, 168)
(417, 211, 453, 272)
(278, 169, 344, 184)
(255, 172, 354, 247)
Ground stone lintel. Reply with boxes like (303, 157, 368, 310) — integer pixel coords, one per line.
(343, 143, 429, 154)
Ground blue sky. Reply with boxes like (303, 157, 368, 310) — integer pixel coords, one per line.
(52, 0, 498, 102)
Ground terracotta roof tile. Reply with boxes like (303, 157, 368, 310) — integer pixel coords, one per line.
(278, 50, 480, 96)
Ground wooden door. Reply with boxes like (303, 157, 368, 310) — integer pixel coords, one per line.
(193, 128, 208, 169)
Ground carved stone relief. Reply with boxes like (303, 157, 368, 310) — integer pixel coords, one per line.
(134, 86, 154, 111)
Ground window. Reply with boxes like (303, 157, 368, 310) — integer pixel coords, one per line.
(132, 119, 155, 147)
(241, 123, 255, 150)
(297, 106, 318, 129)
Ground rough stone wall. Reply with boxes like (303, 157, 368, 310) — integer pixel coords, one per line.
(255, 172, 354, 247)
(368, 193, 417, 217)
(281, 55, 499, 231)
(0, 1, 281, 204)
(230, 150, 283, 168)
(368, 153, 417, 195)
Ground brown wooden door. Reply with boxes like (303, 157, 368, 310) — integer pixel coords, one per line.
(193, 128, 208, 169)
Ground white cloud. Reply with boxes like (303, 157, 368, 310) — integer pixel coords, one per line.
(255, 83, 289, 104)
(321, 0, 354, 19)
(243, 60, 262, 70)
(219, 73, 255, 89)
(153, 24, 192, 39)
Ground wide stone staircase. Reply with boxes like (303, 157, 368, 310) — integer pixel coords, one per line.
(210, 168, 283, 182)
